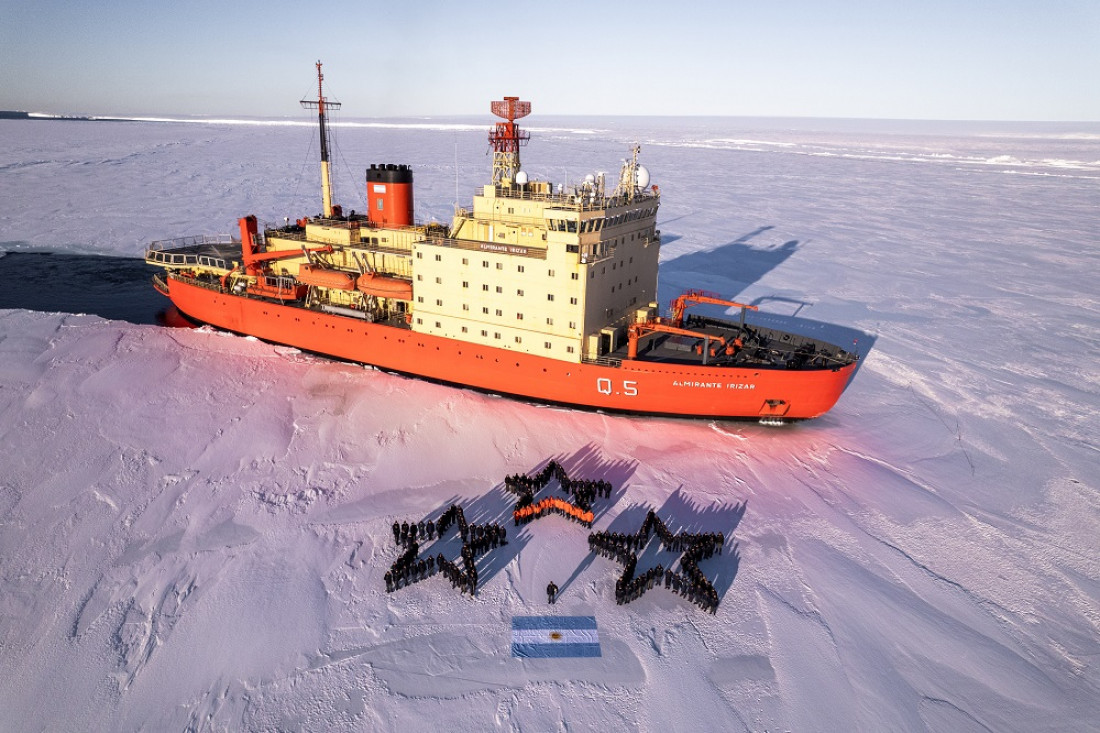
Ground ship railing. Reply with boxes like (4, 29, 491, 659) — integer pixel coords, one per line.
(266, 228, 307, 242)
(490, 185, 659, 211)
(167, 271, 228, 294)
(146, 248, 231, 271)
(423, 234, 548, 260)
(146, 235, 237, 268)
(147, 233, 235, 252)
(582, 355, 623, 368)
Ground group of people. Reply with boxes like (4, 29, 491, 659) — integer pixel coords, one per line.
(670, 561, 720, 614)
(463, 522, 507, 556)
(436, 504, 469, 539)
(504, 461, 614, 515)
(513, 496, 595, 527)
(586, 511, 725, 614)
(393, 519, 438, 546)
(385, 540, 428, 592)
(384, 503, 509, 596)
(639, 510, 725, 557)
(615, 564, 665, 605)
(382, 486, 728, 614)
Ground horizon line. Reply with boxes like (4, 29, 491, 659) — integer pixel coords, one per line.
(4, 110, 1099, 126)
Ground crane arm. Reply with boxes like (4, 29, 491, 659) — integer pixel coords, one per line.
(627, 321, 727, 359)
(670, 289, 759, 327)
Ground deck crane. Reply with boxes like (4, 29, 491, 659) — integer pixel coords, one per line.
(626, 290, 763, 364)
(627, 321, 730, 363)
(669, 289, 759, 328)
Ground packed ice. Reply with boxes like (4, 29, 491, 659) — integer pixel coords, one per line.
(0, 114, 1097, 731)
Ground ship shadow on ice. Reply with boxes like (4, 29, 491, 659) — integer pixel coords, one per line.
(0, 250, 184, 327)
(658, 227, 878, 367)
(657, 225, 789, 302)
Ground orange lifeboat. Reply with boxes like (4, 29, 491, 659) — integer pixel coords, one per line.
(357, 272, 413, 301)
(297, 264, 357, 291)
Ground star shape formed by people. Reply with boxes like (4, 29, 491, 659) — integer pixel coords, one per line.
(588, 509, 724, 613)
(384, 504, 508, 597)
(504, 460, 613, 528)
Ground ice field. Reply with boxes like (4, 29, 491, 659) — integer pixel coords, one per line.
(1, 114, 1098, 731)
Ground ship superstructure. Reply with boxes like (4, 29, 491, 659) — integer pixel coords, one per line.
(146, 64, 858, 420)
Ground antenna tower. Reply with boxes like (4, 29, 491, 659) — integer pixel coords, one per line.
(300, 61, 342, 217)
(488, 97, 531, 185)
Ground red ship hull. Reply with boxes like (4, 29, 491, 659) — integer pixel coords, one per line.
(166, 277, 856, 420)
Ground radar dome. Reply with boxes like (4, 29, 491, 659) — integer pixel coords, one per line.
(635, 165, 651, 189)
(515, 171, 528, 185)
(584, 173, 595, 184)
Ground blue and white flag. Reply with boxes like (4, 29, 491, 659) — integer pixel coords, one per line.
(511, 616, 601, 658)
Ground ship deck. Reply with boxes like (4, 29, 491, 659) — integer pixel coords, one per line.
(146, 237, 240, 271)
(616, 315, 855, 372)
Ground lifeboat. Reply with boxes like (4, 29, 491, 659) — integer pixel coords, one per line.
(357, 272, 413, 301)
(297, 263, 357, 291)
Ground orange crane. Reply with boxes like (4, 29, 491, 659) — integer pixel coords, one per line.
(222, 216, 336, 300)
(669, 289, 758, 328)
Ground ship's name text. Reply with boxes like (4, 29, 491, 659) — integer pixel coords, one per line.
(672, 380, 756, 390)
(480, 243, 530, 256)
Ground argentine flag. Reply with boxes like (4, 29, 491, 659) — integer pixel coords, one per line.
(511, 616, 601, 658)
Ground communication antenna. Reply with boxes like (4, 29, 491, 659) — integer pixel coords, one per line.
(488, 96, 531, 185)
(300, 61, 342, 218)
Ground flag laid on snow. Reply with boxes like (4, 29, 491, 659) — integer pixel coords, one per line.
(511, 615, 601, 658)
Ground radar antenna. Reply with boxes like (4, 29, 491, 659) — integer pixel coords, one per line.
(300, 61, 342, 218)
(614, 145, 642, 202)
(488, 97, 531, 185)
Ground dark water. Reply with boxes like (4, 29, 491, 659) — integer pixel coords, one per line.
(0, 252, 190, 326)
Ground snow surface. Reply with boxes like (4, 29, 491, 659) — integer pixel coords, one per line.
(1, 116, 1098, 731)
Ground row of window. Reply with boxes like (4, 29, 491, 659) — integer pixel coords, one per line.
(416, 292, 579, 306)
(416, 296, 578, 328)
(413, 317, 576, 353)
(416, 253, 577, 281)
(547, 207, 657, 234)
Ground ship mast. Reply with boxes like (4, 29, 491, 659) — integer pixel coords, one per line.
(488, 96, 531, 184)
(301, 61, 342, 217)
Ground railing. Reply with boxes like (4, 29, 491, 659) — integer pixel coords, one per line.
(582, 355, 623, 368)
(147, 233, 235, 251)
(145, 234, 236, 269)
(423, 234, 548, 260)
(167, 271, 228, 293)
(146, 248, 231, 270)
(484, 185, 660, 211)
(266, 229, 307, 242)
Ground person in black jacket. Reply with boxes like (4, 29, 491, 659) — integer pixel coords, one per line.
(547, 581, 558, 604)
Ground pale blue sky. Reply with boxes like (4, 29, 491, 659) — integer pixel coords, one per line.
(2, 0, 1098, 120)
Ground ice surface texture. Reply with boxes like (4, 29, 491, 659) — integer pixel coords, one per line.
(0, 116, 1097, 731)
